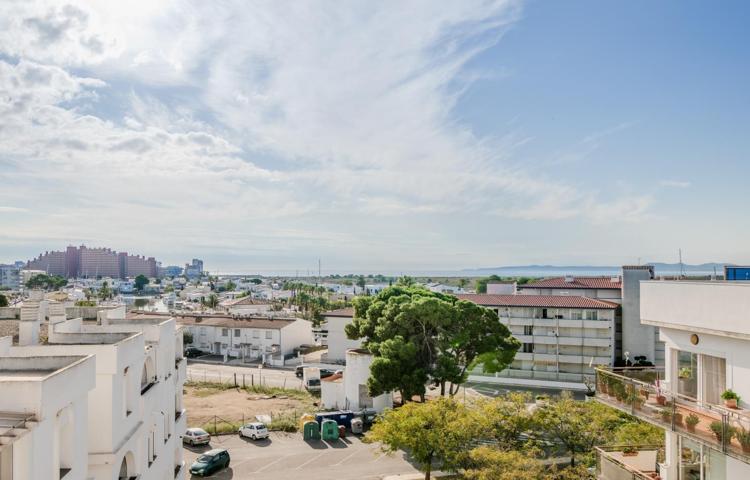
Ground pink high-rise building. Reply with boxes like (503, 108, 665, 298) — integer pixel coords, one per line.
(26, 245, 159, 279)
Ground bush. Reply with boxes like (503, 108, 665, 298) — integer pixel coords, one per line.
(721, 389, 740, 401)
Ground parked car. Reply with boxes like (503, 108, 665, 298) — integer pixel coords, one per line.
(305, 378, 321, 392)
(319, 369, 335, 379)
(183, 427, 211, 446)
(189, 448, 230, 476)
(295, 365, 306, 378)
(239, 422, 270, 440)
(184, 347, 205, 358)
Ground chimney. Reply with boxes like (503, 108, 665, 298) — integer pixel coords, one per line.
(19, 301, 42, 346)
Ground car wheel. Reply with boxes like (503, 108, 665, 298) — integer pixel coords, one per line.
(251, 434, 256, 440)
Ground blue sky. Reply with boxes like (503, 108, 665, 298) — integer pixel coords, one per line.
(0, 0, 748, 273)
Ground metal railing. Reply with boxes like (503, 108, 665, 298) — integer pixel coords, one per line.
(595, 367, 750, 463)
(595, 445, 663, 480)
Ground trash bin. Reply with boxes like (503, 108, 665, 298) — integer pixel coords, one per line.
(338, 425, 346, 438)
(321, 419, 339, 441)
(350, 417, 363, 434)
(299, 413, 315, 431)
(303, 420, 320, 441)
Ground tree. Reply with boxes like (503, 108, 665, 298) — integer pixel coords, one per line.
(183, 330, 194, 346)
(477, 392, 536, 450)
(226, 280, 237, 291)
(365, 398, 477, 480)
(0, 294, 8, 307)
(134, 275, 149, 291)
(463, 447, 544, 480)
(356, 275, 366, 290)
(611, 421, 664, 446)
(25, 274, 67, 291)
(98, 281, 113, 300)
(202, 294, 219, 309)
(345, 285, 519, 399)
(533, 392, 623, 466)
(475, 275, 502, 294)
(250, 278, 262, 285)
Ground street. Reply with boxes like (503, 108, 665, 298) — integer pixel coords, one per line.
(182, 432, 421, 479)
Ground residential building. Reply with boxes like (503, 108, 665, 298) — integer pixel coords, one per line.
(321, 349, 393, 413)
(318, 308, 362, 363)
(161, 265, 184, 278)
(1, 302, 187, 480)
(595, 280, 750, 480)
(0, 337, 96, 480)
(184, 259, 203, 278)
(154, 313, 312, 365)
(26, 245, 159, 279)
(486, 280, 516, 295)
(219, 296, 273, 315)
(518, 266, 661, 365)
(0, 264, 21, 290)
(458, 294, 617, 388)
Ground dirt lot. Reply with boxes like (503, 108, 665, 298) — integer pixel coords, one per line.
(183, 383, 317, 430)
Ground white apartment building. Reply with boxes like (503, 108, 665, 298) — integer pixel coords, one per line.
(595, 280, 750, 480)
(458, 294, 617, 388)
(518, 266, 662, 365)
(321, 349, 393, 413)
(0, 336, 95, 480)
(318, 308, 362, 363)
(172, 313, 312, 363)
(1, 302, 187, 480)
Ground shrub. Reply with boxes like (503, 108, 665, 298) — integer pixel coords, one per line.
(710, 421, 735, 442)
(685, 414, 700, 427)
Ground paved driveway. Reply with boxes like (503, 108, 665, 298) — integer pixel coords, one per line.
(183, 432, 421, 480)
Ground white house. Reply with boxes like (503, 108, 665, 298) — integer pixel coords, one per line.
(319, 308, 362, 363)
(160, 313, 312, 364)
(321, 349, 393, 413)
(0, 336, 95, 480)
(595, 280, 750, 480)
(219, 296, 273, 315)
(2, 302, 187, 480)
(457, 293, 617, 389)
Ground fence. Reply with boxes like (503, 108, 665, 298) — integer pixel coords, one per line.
(186, 368, 305, 391)
(194, 410, 303, 435)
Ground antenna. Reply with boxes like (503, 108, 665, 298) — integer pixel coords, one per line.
(678, 249, 685, 279)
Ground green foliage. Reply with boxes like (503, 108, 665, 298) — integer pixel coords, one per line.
(464, 447, 544, 480)
(225, 280, 237, 291)
(365, 397, 477, 480)
(183, 330, 194, 345)
(98, 281, 113, 300)
(345, 285, 519, 400)
(477, 392, 535, 450)
(25, 274, 67, 291)
(475, 275, 502, 294)
(721, 389, 740, 401)
(250, 278, 262, 284)
(685, 414, 700, 427)
(202, 293, 219, 309)
(611, 421, 664, 446)
(710, 421, 735, 442)
(134, 274, 149, 291)
(0, 294, 7, 307)
(75, 300, 97, 307)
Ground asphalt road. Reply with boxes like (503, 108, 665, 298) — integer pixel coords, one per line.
(187, 362, 305, 390)
(183, 432, 421, 480)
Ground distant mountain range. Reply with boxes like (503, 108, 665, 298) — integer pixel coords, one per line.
(462, 263, 730, 277)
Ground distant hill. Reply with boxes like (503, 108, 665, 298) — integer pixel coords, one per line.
(463, 262, 730, 277)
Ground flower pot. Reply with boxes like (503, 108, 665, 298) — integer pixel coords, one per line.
(656, 395, 667, 406)
(725, 398, 738, 409)
(674, 413, 683, 425)
(622, 451, 638, 457)
(742, 444, 750, 454)
(687, 425, 696, 433)
(640, 389, 650, 400)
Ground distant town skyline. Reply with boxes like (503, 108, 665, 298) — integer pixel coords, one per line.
(1, 1, 749, 271)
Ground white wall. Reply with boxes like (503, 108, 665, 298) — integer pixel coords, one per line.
(323, 315, 362, 362)
(280, 319, 313, 355)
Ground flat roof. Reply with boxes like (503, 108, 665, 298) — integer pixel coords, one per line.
(456, 294, 618, 309)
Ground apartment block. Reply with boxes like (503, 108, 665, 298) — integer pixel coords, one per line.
(318, 308, 362, 363)
(595, 280, 750, 480)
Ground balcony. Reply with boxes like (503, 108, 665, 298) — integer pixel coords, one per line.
(595, 445, 664, 480)
(595, 368, 750, 463)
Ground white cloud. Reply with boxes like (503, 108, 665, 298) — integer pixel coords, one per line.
(0, 0, 662, 270)
(659, 180, 691, 188)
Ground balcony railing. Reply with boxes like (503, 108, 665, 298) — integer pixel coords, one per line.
(595, 445, 664, 480)
(595, 367, 750, 463)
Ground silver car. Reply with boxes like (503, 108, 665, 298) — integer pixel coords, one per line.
(183, 427, 211, 446)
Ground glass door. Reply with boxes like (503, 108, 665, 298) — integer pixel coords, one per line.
(677, 351, 698, 399)
(701, 355, 726, 406)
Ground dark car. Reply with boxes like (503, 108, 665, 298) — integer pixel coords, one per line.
(295, 365, 305, 378)
(319, 369, 335, 379)
(184, 347, 205, 358)
(190, 448, 230, 476)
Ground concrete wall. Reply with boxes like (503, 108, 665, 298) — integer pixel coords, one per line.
(323, 315, 362, 362)
(280, 319, 313, 355)
(621, 267, 656, 363)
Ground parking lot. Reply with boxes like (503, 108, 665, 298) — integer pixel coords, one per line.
(183, 432, 421, 479)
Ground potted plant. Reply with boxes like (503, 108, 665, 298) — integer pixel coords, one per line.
(584, 376, 596, 399)
(710, 421, 735, 443)
(679, 367, 692, 379)
(721, 389, 740, 409)
(685, 414, 700, 433)
(660, 408, 672, 423)
(622, 445, 638, 457)
(736, 426, 750, 453)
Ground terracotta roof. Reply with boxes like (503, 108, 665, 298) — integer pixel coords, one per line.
(324, 307, 354, 317)
(455, 294, 618, 309)
(220, 296, 271, 306)
(128, 312, 298, 329)
(517, 276, 622, 290)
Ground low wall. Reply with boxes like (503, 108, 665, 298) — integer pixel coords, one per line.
(0, 307, 19, 319)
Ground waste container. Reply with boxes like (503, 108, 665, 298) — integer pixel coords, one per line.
(303, 420, 320, 441)
(338, 425, 346, 438)
(299, 413, 315, 431)
(321, 419, 339, 441)
(350, 417, 364, 434)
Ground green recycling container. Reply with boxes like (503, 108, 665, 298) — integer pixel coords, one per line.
(303, 420, 320, 440)
(321, 419, 339, 441)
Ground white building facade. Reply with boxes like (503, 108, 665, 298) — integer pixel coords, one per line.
(595, 280, 750, 480)
(321, 349, 393, 413)
(318, 308, 362, 363)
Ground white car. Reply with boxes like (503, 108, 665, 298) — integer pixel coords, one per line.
(239, 422, 269, 440)
(183, 427, 211, 446)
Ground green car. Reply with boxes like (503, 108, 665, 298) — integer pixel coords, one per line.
(190, 448, 230, 476)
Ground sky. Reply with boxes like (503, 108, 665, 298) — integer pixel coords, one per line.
(0, 0, 748, 274)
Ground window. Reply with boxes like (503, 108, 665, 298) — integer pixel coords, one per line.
(252, 330, 260, 339)
(571, 311, 583, 320)
(522, 343, 534, 353)
(265, 330, 272, 339)
(221, 328, 228, 337)
(585, 310, 598, 320)
(234, 329, 240, 337)
(524, 326, 533, 336)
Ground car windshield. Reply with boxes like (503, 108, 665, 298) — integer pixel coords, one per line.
(192, 429, 208, 436)
(308, 379, 320, 385)
(197, 454, 213, 462)
(256, 423, 267, 429)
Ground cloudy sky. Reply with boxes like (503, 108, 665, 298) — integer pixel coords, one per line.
(1, 0, 748, 274)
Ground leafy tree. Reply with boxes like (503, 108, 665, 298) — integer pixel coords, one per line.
(25, 274, 67, 291)
(356, 275, 366, 290)
(183, 330, 194, 346)
(475, 275, 502, 294)
(533, 392, 623, 466)
(477, 392, 536, 450)
(98, 281, 113, 300)
(250, 278, 262, 285)
(226, 280, 237, 291)
(346, 285, 519, 399)
(202, 293, 219, 309)
(396, 276, 415, 287)
(367, 336, 429, 402)
(134, 274, 149, 291)
(0, 294, 8, 307)
(463, 447, 544, 480)
(365, 398, 477, 480)
(611, 421, 664, 446)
